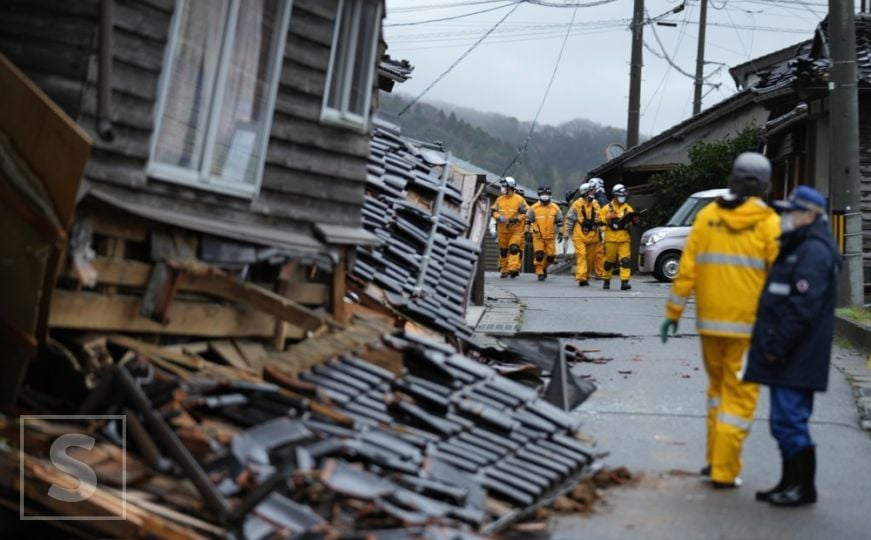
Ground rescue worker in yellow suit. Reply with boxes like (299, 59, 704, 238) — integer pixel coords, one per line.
(589, 178, 609, 279)
(491, 177, 528, 278)
(598, 184, 638, 290)
(661, 152, 780, 489)
(565, 182, 601, 286)
(526, 186, 564, 281)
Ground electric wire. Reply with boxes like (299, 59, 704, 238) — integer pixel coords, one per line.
(397, 2, 522, 117)
(385, 1, 522, 27)
(500, 4, 579, 177)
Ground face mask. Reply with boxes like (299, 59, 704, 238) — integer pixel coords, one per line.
(500, 187, 508, 195)
(617, 196, 627, 204)
(780, 213, 795, 233)
(540, 195, 550, 203)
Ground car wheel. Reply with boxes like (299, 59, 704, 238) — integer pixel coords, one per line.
(654, 252, 681, 282)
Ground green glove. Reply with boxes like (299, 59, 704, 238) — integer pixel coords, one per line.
(660, 318, 678, 344)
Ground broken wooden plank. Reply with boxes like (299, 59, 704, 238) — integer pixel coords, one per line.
(209, 340, 250, 370)
(50, 290, 303, 338)
(267, 315, 391, 376)
(167, 260, 339, 333)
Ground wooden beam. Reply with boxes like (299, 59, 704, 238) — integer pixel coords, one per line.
(168, 261, 339, 333)
(332, 250, 347, 324)
(49, 290, 303, 338)
(61, 257, 329, 304)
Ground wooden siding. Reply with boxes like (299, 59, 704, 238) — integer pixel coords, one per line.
(0, 0, 99, 117)
(0, 0, 370, 242)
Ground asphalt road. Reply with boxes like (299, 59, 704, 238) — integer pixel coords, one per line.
(488, 271, 871, 540)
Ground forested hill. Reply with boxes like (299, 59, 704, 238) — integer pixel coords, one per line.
(378, 92, 628, 198)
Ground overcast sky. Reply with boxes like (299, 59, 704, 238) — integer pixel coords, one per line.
(383, 0, 828, 140)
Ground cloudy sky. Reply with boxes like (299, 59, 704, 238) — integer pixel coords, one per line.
(383, 0, 828, 138)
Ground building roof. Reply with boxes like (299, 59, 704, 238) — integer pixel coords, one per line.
(754, 14, 871, 97)
(729, 40, 812, 90)
(378, 55, 414, 83)
(587, 90, 755, 179)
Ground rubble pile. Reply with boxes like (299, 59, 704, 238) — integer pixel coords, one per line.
(4, 324, 596, 537)
(354, 121, 481, 340)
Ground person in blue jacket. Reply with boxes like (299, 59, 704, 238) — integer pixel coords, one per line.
(743, 185, 841, 507)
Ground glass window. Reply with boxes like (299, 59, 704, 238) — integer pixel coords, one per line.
(149, 0, 291, 196)
(323, 0, 381, 129)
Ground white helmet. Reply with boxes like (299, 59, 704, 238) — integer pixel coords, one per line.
(579, 182, 591, 195)
(612, 183, 628, 197)
(589, 177, 604, 190)
(502, 176, 517, 189)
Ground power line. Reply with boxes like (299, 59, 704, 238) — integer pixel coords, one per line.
(501, 4, 579, 177)
(385, 1, 522, 27)
(645, 9, 721, 88)
(397, 2, 523, 117)
(389, 0, 516, 14)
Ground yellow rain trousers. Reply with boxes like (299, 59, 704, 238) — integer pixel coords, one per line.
(491, 193, 528, 273)
(566, 199, 600, 282)
(665, 196, 780, 484)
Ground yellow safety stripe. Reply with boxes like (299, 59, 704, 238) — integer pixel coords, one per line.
(668, 292, 688, 307)
(717, 412, 753, 431)
(696, 253, 766, 270)
(696, 319, 754, 335)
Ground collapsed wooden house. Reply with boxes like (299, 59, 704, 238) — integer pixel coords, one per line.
(0, 0, 390, 402)
(0, 1, 603, 535)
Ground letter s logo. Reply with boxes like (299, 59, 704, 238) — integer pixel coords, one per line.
(48, 433, 98, 503)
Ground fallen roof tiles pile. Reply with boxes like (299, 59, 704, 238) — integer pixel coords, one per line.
(7, 325, 596, 537)
(354, 121, 479, 340)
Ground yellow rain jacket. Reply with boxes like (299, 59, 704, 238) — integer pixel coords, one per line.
(565, 198, 600, 243)
(491, 193, 528, 230)
(665, 196, 780, 338)
(527, 201, 563, 240)
(599, 200, 635, 243)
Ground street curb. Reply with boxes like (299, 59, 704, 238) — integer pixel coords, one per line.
(833, 315, 871, 433)
(834, 314, 871, 354)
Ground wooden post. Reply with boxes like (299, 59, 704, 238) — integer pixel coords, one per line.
(272, 261, 296, 352)
(332, 249, 347, 325)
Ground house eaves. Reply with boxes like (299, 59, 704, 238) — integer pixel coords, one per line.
(729, 40, 811, 90)
(587, 90, 754, 179)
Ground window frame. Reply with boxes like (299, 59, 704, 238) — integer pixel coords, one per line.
(147, 0, 293, 199)
(321, 0, 382, 131)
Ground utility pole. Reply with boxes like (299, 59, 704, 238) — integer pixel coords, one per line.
(828, 0, 863, 306)
(692, 0, 709, 115)
(626, 0, 644, 148)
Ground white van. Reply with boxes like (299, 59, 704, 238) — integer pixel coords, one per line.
(639, 188, 729, 282)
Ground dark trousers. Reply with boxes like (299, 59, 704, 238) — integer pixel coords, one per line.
(769, 385, 815, 459)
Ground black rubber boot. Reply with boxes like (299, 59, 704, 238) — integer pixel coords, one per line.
(756, 458, 795, 502)
(700, 465, 711, 477)
(603, 280, 610, 290)
(769, 446, 817, 507)
(500, 272, 509, 279)
(578, 280, 589, 287)
(510, 271, 519, 279)
(537, 274, 546, 281)
(621, 280, 632, 290)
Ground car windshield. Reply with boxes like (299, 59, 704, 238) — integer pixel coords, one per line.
(665, 197, 713, 227)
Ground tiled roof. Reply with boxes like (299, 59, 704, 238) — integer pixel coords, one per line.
(754, 15, 871, 96)
(353, 118, 480, 339)
(378, 55, 414, 83)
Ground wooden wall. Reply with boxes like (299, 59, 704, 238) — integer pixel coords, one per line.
(0, 0, 370, 240)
